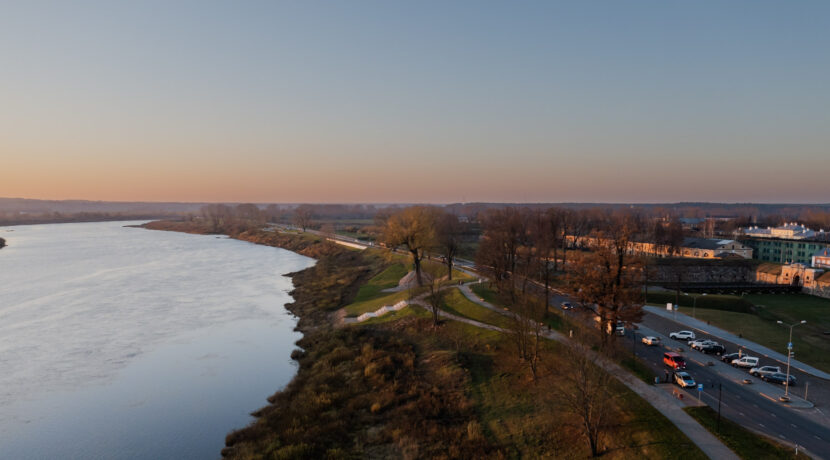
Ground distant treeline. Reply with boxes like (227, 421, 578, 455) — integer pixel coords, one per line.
(0, 212, 178, 227)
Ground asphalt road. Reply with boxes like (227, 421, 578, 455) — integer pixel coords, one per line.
(631, 313, 830, 458)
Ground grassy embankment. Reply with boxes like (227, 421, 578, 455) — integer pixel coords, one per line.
(646, 291, 830, 373)
(684, 406, 808, 460)
(146, 220, 705, 458)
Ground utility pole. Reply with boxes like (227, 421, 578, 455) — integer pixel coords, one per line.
(777, 319, 806, 398)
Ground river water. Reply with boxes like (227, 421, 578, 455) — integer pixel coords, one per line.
(0, 221, 315, 459)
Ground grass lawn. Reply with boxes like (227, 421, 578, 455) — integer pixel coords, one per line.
(471, 282, 503, 307)
(351, 263, 408, 303)
(344, 289, 414, 316)
(359, 305, 430, 325)
(460, 334, 707, 459)
(669, 292, 830, 373)
(440, 289, 513, 329)
(684, 406, 808, 460)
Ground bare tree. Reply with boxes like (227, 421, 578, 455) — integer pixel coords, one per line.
(434, 209, 462, 281)
(383, 206, 436, 286)
(201, 204, 233, 233)
(567, 213, 645, 346)
(293, 205, 314, 232)
(553, 338, 618, 457)
(504, 290, 546, 380)
(424, 264, 447, 326)
(476, 208, 528, 297)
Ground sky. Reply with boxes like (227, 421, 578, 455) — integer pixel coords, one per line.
(1, 1, 828, 204)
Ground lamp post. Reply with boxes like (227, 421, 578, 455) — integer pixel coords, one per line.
(776, 319, 806, 397)
(683, 292, 707, 319)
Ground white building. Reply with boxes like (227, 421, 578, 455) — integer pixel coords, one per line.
(741, 222, 823, 240)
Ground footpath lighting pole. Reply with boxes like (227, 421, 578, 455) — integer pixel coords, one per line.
(776, 320, 806, 397)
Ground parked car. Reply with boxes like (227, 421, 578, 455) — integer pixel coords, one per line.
(642, 336, 661, 346)
(664, 352, 687, 370)
(763, 372, 796, 386)
(673, 371, 696, 388)
(560, 302, 573, 310)
(669, 330, 696, 341)
(689, 339, 717, 350)
(749, 366, 782, 378)
(721, 352, 741, 363)
(700, 344, 725, 355)
(732, 356, 760, 368)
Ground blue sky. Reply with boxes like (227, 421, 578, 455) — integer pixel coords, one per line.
(1, 1, 828, 203)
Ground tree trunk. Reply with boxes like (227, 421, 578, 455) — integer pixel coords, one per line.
(412, 250, 423, 286)
(446, 256, 453, 281)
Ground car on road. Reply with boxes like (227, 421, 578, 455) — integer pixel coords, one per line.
(721, 352, 741, 363)
(732, 356, 760, 368)
(560, 302, 573, 310)
(664, 352, 687, 370)
(669, 330, 696, 341)
(689, 339, 717, 350)
(749, 365, 782, 378)
(762, 372, 796, 386)
(700, 344, 725, 355)
(642, 336, 661, 346)
(673, 371, 696, 388)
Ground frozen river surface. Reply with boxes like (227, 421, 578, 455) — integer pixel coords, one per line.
(0, 221, 314, 459)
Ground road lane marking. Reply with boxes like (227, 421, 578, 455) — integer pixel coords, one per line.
(815, 435, 822, 440)
(791, 423, 798, 428)
(759, 423, 765, 428)
(739, 412, 745, 417)
(770, 413, 776, 417)
(779, 435, 786, 440)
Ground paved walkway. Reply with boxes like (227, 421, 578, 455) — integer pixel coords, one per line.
(445, 289, 739, 460)
(645, 306, 830, 380)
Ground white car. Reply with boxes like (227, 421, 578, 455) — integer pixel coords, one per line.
(669, 330, 696, 341)
(749, 365, 782, 378)
(674, 371, 696, 388)
(642, 336, 661, 346)
(732, 356, 760, 368)
(689, 339, 717, 350)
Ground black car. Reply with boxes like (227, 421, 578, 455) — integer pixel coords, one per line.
(721, 352, 740, 363)
(763, 372, 796, 386)
(700, 344, 725, 355)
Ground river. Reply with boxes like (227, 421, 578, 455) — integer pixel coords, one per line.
(0, 221, 315, 459)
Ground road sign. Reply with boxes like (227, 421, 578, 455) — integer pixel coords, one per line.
(667, 303, 672, 311)
(697, 383, 703, 391)
(788, 342, 793, 349)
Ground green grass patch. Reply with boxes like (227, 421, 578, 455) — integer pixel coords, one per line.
(645, 292, 755, 314)
(684, 406, 808, 460)
(344, 289, 415, 316)
(440, 289, 512, 329)
(471, 283, 503, 307)
(351, 263, 408, 303)
(359, 305, 430, 325)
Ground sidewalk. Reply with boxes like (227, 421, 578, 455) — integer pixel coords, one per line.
(645, 306, 830, 381)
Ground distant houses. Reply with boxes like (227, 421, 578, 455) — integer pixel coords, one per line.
(568, 235, 753, 260)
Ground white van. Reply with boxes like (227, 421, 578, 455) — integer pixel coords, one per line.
(731, 356, 759, 368)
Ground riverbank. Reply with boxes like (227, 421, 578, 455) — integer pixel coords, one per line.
(143, 221, 721, 458)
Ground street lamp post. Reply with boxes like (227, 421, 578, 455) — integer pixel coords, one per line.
(776, 319, 806, 397)
(683, 292, 707, 319)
